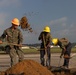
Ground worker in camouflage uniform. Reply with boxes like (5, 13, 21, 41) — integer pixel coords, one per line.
(52, 38, 75, 69)
(38, 26, 52, 68)
(0, 18, 24, 66)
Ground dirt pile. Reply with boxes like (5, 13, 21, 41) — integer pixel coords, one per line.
(5, 59, 53, 75)
(0, 71, 5, 75)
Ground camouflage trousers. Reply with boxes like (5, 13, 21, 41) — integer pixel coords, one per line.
(40, 43, 51, 67)
(5, 46, 24, 66)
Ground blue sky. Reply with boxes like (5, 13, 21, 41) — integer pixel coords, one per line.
(0, 0, 76, 44)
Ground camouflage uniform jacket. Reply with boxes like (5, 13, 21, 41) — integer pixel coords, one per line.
(38, 32, 52, 46)
(59, 38, 69, 49)
(0, 27, 23, 45)
(58, 38, 69, 55)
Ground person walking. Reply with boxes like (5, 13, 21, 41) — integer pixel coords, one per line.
(0, 18, 24, 66)
(38, 26, 52, 68)
(52, 38, 75, 69)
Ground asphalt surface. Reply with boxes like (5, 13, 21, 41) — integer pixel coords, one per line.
(0, 53, 76, 71)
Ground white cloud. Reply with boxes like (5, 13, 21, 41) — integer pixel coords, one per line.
(50, 17, 67, 26)
(50, 17, 76, 42)
(62, 23, 76, 36)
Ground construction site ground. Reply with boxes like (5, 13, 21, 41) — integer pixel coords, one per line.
(0, 53, 76, 75)
(0, 53, 76, 70)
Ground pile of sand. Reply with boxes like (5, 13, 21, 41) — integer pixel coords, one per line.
(5, 59, 53, 75)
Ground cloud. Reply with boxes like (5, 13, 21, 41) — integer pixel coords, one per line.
(22, 17, 76, 43)
(0, 0, 21, 7)
(50, 17, 76, 42)
(50, 17, 67, 27)
(58, 25, 76, 42)
(59, 23, 76, 37)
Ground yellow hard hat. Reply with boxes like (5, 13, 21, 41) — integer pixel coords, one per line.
(52, 38, 58, 45)
(43, 26, 50, 32)
(11, 18, 19, 26)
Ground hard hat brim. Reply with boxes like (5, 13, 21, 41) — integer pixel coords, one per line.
(11, 21, 19, 26)
(43, 30, 50, 32)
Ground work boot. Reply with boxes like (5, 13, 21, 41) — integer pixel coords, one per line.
(64, 66, 68, 69)
(60, 65, 65, 68)
(61, 65, 68, 69)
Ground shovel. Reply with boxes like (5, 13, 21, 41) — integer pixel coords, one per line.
(44, 48, 48, 66)
(1, 42, 23, 47)
(58, 57, 62, 67)
(42, 34, 48, 66)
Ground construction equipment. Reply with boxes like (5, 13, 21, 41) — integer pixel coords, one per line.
(9, 43, 23, 47)
(63, 53, 76, 59)
(70, 53, 76, 59)
(63, 54, 70, 59)
(0, 42, 23, 47)
(58, 57, 62, 67)
(43, 34, 48, 66)
(37, 48, 46, 51)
